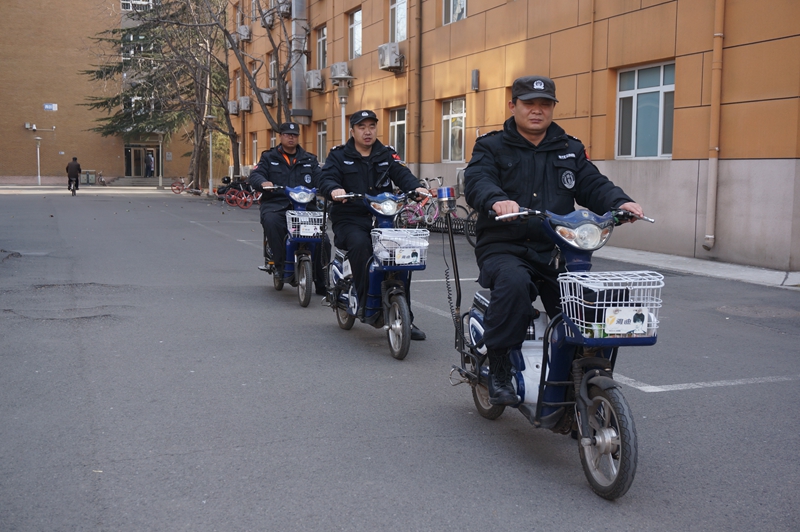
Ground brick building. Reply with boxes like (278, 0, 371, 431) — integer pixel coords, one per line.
(230, 0, 798, 271)
(0, 0, 192, 183)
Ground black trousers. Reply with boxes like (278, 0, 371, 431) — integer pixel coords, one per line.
(261, 208, 329, 290)
(478, 251, 562, 351)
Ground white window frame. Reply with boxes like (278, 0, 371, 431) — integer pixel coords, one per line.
(121, 1, 154, 11)
(317, 26, 327, 69)
(442, 98, 466, 162)
(270, 131, 277, 148)
(616, 62, 675, 159)
(390, 0, 407, 43)
(268, 53, 277, 89)
(251, 132, 258, 165)
(443, 0, 466, 25)
(349, 10, 362, 60)
(317, 121, 327, 164)
(389, 108, 406, 162)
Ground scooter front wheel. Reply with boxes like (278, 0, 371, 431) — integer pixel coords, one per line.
(386, 294, 411, 360)
(579, 385, 638, 500)
(297, 259, 312, 307)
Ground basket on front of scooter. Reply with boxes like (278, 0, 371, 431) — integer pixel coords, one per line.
(286, 210, 324, 239)
(370, 228, 429, 270)
(558, 270, 664, 346)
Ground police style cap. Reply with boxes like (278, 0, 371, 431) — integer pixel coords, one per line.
(279, 122, 300, 135)
(512, 75, 559, 102)
(350, 110, 378, 127)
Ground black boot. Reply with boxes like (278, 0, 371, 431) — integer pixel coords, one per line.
(487, 349, 519, 406)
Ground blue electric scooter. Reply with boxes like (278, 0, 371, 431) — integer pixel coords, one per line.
(259, 185, 325, 307)
(438, 187, 662, 500)
(327, 192, 429, 360)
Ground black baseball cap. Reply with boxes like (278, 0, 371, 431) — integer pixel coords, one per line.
(512, 75, 558, 102)
(279, 122, 300, 135)
(350, 110, 378, 127)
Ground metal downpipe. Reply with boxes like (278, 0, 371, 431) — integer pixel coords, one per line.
(703, 0, 726, 251)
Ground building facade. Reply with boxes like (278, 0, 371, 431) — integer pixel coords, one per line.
(229, 0, 800, 271)
(0, 0, 192, 182)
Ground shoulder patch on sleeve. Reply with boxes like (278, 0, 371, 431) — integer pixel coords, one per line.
(567, 134, 582, 143)
(331, 144, 345, 151)
(477, 129, 501, 139)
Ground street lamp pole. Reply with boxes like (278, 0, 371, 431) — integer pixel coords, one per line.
(34, 136, 42, 186)
(329, 74, 355, 145)
(204, 116, 215, 197)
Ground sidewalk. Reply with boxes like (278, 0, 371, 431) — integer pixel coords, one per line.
(596, 247, 800, 291)
(2, 178, 798, 290)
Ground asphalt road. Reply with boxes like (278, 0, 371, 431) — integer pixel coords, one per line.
(1, 187, 798, 531)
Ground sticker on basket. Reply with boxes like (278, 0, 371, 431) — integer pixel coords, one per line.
(394, 247, 421, 265)
(300, 224, 320, 236)
(605, 307, 649, 335)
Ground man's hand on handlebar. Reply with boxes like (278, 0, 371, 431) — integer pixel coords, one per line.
(491, 199, 521, 221)
(413, 187, 430, 199)
(618, 202, 644, 221)
(261, 180, 275, 190)
(331, 188, 347, 202)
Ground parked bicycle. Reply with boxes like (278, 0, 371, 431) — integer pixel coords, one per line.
(171, 177, 202, 195)
(395, 177, 470, 229)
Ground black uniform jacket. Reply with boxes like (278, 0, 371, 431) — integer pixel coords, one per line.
(319, 138, 423, 223)
(464, 117, 633, 265)
(248, 145, 322, 213)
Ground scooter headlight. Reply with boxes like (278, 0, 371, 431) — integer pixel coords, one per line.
(370, 200, 401, 216)
(555, 223, 613, 250)
(289, 190, 316, 204)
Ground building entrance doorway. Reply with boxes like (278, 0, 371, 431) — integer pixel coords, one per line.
(124, 145, 160, 177)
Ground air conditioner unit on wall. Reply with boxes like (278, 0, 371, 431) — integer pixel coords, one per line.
(237, 25, 251, 42)
(260, 90, 275, 106)
(226, 33, 240, 49)
(278, 0, 291, 18)
(227, 100, 239, 115)
(305, 70, 324, 92)
(378, 42, 402, 71)
(260, 12, 275, 29)
(238, 96, 251, 112)
(330, 62, 350, 80)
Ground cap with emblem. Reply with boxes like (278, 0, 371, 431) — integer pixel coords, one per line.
(512, 75, 558, 102)
(350, 110, 378, 127)
(279, 122, 300, 135)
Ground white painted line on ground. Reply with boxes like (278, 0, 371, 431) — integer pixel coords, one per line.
(412, 301, 455, 319)
(237, 239, 261, 249)
(615, 373, 800, 393)
(414, 278, 478, 283)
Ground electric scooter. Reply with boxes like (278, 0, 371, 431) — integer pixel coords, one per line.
(327, 192, 429, 360)
(259, 185, 325, 307)
(437, 187, 662, 500)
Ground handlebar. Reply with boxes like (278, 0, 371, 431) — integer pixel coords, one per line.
(489, 208, 655, 224)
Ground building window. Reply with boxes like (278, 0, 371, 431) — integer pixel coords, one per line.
(268, 53, 277, 88)
(270, 131, 277, 148)
(443, 0, 466, 25)
(316, 26, 327, 69)
(317, 121, 327, 164)
(617, 62, 675, 158)
(251, 133, 258, 165)
(234, 69, 242, 99)
(349, 10, 362, 60)
(121, 1, 154, 11)
(442, 98, 465, 162)
(389, 108, 406, 162)
(390, 0, 407, 43)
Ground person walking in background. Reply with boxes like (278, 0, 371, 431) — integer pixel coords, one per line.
(66, 157, 81, 196)
(145, 152, 154, 177)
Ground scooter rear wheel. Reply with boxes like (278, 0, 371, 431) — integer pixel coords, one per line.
(470, 357, 505, 420)
(579, 385, 638, 500)
(335, 297, 356, 330)
(297, 259, 312, 307)
(386, 294, 411, 360)
(273, 271, 284, 291)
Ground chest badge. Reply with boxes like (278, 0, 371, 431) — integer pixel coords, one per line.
(304, 174, 312, 184)
(561, 170, 576, 189)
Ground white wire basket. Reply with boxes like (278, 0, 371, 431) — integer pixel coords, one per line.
(371, 228, 430, 266)
(558, 270, 664, 342)
(286, 210, 324, 238)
